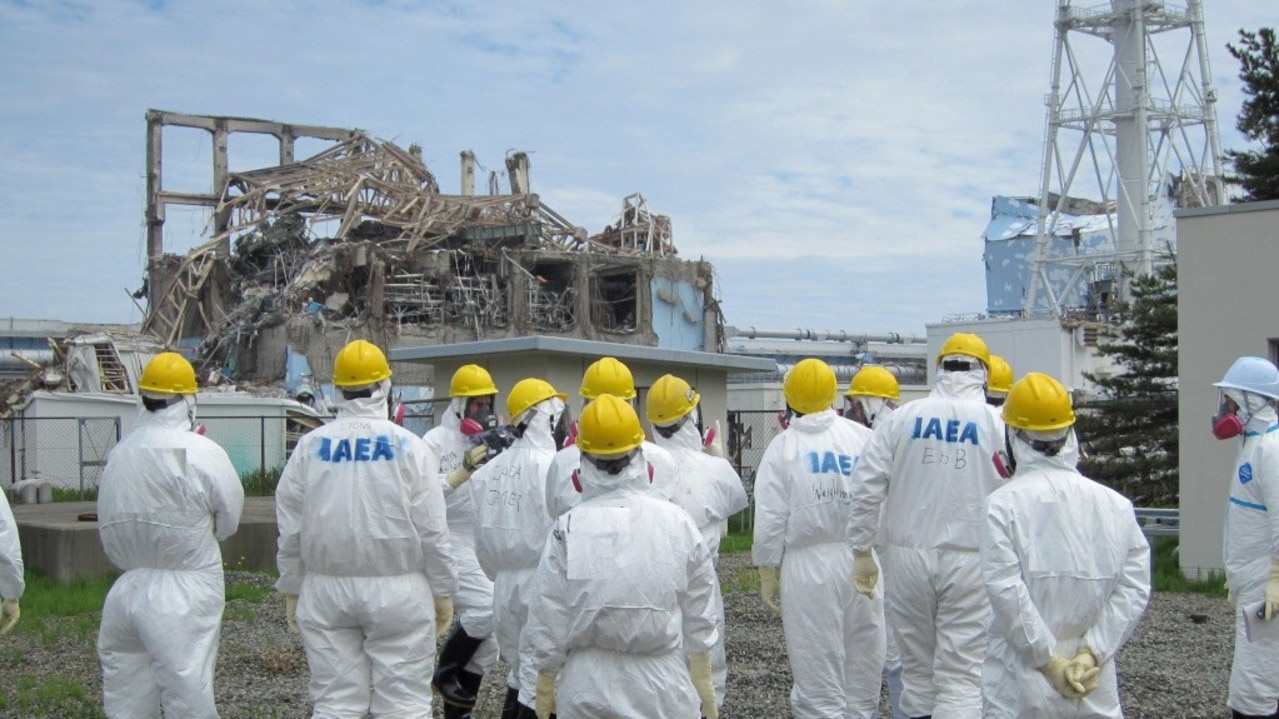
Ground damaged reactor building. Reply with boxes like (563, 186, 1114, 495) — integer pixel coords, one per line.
(140, 110, 724, 394)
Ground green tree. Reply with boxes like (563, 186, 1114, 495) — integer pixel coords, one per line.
(1076, 262, 1178, 506)
(1225, 27, 1279, 201)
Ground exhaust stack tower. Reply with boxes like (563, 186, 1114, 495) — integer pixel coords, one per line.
(1024, 0, 1224, 317)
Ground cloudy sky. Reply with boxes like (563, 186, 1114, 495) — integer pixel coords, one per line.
(1, 0, 1271, 337)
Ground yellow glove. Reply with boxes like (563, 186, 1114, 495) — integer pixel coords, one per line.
(1265, 560, 1279, 621)
(758, 566, 781, 615)
(853, 549, 879, 598)
(284, 594, 300, 634)
(0, 599, 19, 636)
(1037, 654, 1088, 699)
(434, 595, 454, 639)
(703, 420, 725, 458)
(446, 445, 490, 488)
(1067, 645, 1101, 696)
(535, 670, 557, 719)
(689, 651, 718, 719)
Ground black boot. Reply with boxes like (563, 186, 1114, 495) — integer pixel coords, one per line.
(513, 701, 551, 719)
(441, 671, 483, 719)
(500, 686, 520, 719)
(433, 622, 486, 707)
(1231, 711, 1279, 719)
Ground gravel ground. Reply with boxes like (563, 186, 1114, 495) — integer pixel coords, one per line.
(0, 552, 1239, 718)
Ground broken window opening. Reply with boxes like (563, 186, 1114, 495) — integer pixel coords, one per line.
(526, 260, 575, 331)
(591, 268, 639, 333)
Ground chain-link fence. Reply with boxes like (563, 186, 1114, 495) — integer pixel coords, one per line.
(725, 409, 785, 535)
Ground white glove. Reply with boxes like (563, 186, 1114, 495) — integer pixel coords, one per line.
(703, 420, 725, 458)
(535, 670, 557, 719)
(284, 594, 300, 634)
(0, 599, 19, 636)
(689, 651, 718, 719)
(758, 566, 781, 615)
(433, 595, 454, 639)
(446, 445, 490, 488)
(852, 549, 879, 598)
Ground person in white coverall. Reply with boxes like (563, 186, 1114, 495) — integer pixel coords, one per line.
(545, 356, 677, 520)
(754, 358, 886, 719)
(423, 364, 502, 719)
(523, 393, 721, 719)
(843, 364, 906, 719)
(0, 481, 22, 638)
(647, 373, 748, 710)
(848, 332, 1005, 719)
(469, 377, 567, 718)
(275, 339, 457, 719)
(981, 372, 1151, 718)
(97, 352, 244, 718)
(1211, 356, 1279, 719)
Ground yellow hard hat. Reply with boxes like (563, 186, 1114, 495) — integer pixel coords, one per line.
(578, 394, 645, 456)
(988, 355, 1014, 394)
(450, 364, 498, 397)
(138, 352, 197, 395)
(580, 357, 636, 400)
(783, 358, 837, 415)
(1002, 372, 1075, 431)
(333, 339, 392, 387)
(936, 332, 991, 368)
(843, 365, 900, 401)
(646, 374, 700, 426)
(507, 378, 567, 420)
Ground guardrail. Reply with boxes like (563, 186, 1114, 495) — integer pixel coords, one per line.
(1134, 508, 1179, 538)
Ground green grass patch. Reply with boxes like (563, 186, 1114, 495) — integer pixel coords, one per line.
(719, 530, 753, 555)
(51, 487, 97, 502)
(1150, 536, 1227, 596)
(241, 466, 283, 496)
(720, 564, 761, 595)
(7, 674, 104, 718)
(223, 605, 257, 623)
(226, 582, 273, 604)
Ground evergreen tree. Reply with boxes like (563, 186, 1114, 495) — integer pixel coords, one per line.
(1225, 27, 1279, 201)
(1076, 262, 1178, 506)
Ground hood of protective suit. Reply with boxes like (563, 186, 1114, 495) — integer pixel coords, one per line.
(335, 379, 393, 420)
(1225, 389, 1279, 435)
(788, 408, 837, 433)
(514, 396, 565, 451)
(932, 367, 987, 401)
(134, 393, 197, 431)
(577, 451, 649, 500)
(1009, 428, 1079, 474)
(660, 416, 704, 452)
(441, 396, 466, 433)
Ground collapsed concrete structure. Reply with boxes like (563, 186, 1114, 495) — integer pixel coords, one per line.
(141, 110, 721, 392)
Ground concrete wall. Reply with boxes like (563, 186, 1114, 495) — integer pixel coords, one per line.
(1177, 199, 1279, 578)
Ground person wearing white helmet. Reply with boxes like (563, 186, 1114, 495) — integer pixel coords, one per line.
(1212, 356, 1279, 719)
(275, 339, 457, 718)
(848, 332, 1006, 719)
(424, 364, 502, 719)
(523, 394, 721, 719)
(981, 372, 1150, 718)
(545, 357, 677, 520)
(469, 377, 568, 718)
(97, 352, 244, 718)
(646, 374, 748, 710)
(755, 358, 886, 719)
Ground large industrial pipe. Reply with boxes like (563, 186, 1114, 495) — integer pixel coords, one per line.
(725, 326, 927, 345)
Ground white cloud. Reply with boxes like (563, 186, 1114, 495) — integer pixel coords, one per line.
(0, 0, 1272, 335)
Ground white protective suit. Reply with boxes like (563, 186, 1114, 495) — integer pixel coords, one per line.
(522, 453, 721, 718)
(469, 396, 564, 708)
(422, 397, 500, 674)
(754, 409, 886, 719)
(546, 435, 678, 519)
(275, 381, 457, 719)
(652, 418, 749, 706)
(981, 430, 1151, 719)
(97, 398, 244, 719)
(847, 368, 1005, 719)
(0, 488, 22, 605)
(1222, 398, 1279, 716)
